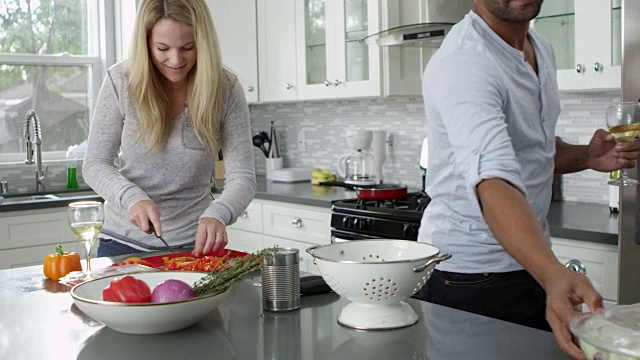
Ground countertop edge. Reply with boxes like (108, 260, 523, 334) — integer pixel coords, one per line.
(2, 188, 617, 246)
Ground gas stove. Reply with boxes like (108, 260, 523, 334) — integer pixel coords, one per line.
(330, 192, 431, 241)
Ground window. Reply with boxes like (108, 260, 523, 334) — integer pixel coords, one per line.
(0, 0, 134, 163)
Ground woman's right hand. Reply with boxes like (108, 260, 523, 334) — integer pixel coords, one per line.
(129, 200, 162, 236)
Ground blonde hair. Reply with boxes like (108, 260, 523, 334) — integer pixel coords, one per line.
(127, 0, 223, 153)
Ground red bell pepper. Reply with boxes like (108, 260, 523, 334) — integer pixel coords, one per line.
(102, 276, 151, 303)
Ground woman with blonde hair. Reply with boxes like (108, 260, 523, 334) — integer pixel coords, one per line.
(83, 0, 256, 257)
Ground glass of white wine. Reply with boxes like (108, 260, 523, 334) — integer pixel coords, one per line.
(606, 102, 640, 186)
(68, 201, 104, 275)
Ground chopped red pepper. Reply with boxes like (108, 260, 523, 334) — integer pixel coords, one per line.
(102, 276, 151, 303)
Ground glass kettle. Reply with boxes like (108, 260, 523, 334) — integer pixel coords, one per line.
(337, 149, 376, 184)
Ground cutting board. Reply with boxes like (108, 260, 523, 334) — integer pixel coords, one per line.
(142, 249, 248, 268)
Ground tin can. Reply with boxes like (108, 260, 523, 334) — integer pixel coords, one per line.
(261, 247, 300, 312)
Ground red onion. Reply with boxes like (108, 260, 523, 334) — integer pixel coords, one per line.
(150, 279, 195, 303)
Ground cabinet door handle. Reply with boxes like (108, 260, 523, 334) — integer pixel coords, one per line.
(324, 80, 332, 87)
(593, 62, 602, 72)
(241, 211, 249, 219)
(291, 217, 303, 228)
(565, 259, 586, 275)
(285, 83, 293, 90)
(575, 64, 583, 73)
(333, 79, 342, 86)
(247, 86, 255, 92)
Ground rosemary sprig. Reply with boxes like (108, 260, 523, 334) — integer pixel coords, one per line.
(192, 247, 279, 296)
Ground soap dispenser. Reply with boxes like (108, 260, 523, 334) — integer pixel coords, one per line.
(66, 145, 79, 189)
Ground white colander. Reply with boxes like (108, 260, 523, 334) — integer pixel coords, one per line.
(306, 239, 451, 330)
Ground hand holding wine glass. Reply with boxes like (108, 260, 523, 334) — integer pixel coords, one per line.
(68, 201, 104, 275)
(606, 102, 640, 186)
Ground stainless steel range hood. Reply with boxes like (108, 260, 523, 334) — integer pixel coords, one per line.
(362, 0, 473, 47)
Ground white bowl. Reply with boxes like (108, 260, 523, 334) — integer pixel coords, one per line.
(306, 240, 450, 330)
(570, 304, 640, 360)
(70, 271, 228, 334)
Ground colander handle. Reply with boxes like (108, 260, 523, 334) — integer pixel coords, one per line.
(413, 254, 452, 273)
(306, 245, 320, 256)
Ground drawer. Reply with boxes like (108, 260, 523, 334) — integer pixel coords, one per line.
(227, 228, 263, 254)
(263, 235, 319, 274)
(0, 208, 75, 250)
(228, 201, 263, 233)
(0, 241, 78, 270)
(262, 203, 330, 246)
(551, 237, 618, 302)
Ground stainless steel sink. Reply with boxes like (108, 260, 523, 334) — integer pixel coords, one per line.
(1, 191, 99, 205)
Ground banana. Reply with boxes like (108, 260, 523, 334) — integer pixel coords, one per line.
(312, 168, 332, 178)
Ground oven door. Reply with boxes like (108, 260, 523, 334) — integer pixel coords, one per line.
(331, 229, 386, 243)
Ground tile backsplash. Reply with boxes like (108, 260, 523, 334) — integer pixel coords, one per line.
(250, 91, 620, 205)
(1, 91, 619, 205)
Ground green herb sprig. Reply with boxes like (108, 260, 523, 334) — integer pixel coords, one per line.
(192, 247, 279, 296)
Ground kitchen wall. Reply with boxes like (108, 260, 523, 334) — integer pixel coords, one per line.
(250, 90, 620, 205)
(0, 91, 619, 205)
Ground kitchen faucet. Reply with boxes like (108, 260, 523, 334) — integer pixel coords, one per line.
(24, 110, 48, 192)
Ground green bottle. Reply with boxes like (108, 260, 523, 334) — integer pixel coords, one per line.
(66, 145, 79, 189)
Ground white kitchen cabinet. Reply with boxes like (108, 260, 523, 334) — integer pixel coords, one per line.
(226, 201, 264, 254)
(0, 208, 78, 269)
(261, 200, 331, 274)
(207, 0, 259, 103)
(551, 237, 618, 305)
(257, 0, 299, 102)
(294, 0, 381, 100)
(227, 199, 331, 274)
(532, 0, 621, 91)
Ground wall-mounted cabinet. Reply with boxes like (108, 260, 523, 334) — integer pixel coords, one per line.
(258, 0, 382, 102)
(257, 0, 299, 102)
(207, 0, 259, 103)
(295, 0, 381, 100)
(532, 0, 621, 91)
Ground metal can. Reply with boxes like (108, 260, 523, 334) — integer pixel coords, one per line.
(261, 247, 300, 312)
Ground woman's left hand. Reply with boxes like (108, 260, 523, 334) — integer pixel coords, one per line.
(193, 217, 228, 257)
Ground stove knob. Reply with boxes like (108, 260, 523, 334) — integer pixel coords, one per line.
(403, 224, 418, 238)
(363, 218, 373, 230)
(342, 216, 352, 228)
(353, 218, 361, 229)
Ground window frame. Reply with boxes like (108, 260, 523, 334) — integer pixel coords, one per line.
(0, 0, 125, 164)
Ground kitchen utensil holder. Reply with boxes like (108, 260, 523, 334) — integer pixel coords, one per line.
(261, 247, 300, 312)
(265, 158, 283, 180)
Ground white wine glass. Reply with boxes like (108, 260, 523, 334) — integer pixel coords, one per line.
(606, 102, 640, 186)
(68, 201, 104, 275)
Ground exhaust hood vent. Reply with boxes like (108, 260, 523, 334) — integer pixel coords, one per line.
(360, 23, 455, 47)
(364, 0, 473, 47)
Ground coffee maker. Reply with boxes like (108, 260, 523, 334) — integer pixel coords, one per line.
(336, 130, 387, 184)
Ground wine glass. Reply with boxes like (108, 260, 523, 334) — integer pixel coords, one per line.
(606, 102, 640, 186)
(68, 201, 104, 275)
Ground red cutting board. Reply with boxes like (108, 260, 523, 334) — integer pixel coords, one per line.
(141, 249, 248, 269)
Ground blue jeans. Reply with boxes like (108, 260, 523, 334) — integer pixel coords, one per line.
(96, 238, 141, 257)
(413, 269, 551, 331)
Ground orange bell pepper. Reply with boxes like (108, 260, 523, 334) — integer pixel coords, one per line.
(43, 244, 82, 280)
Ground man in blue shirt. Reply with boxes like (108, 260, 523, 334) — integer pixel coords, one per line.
(417, 1, 640, 358)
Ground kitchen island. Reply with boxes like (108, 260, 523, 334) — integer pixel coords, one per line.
(0, 256, 569, 360)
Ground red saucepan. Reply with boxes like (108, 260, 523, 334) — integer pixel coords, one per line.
(319, 180, 408, 200)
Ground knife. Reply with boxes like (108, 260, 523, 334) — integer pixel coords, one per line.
(149, 221, 176, 253)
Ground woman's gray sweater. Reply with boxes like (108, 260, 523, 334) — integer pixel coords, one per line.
(83, 62, 256, 250)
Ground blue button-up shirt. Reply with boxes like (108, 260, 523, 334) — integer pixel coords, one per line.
(419, 11, 561, 273)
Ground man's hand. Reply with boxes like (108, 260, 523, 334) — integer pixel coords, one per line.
(544, 267, 604, 360)
(193, 217, 228, 257)
(586, 129, 640, 172)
